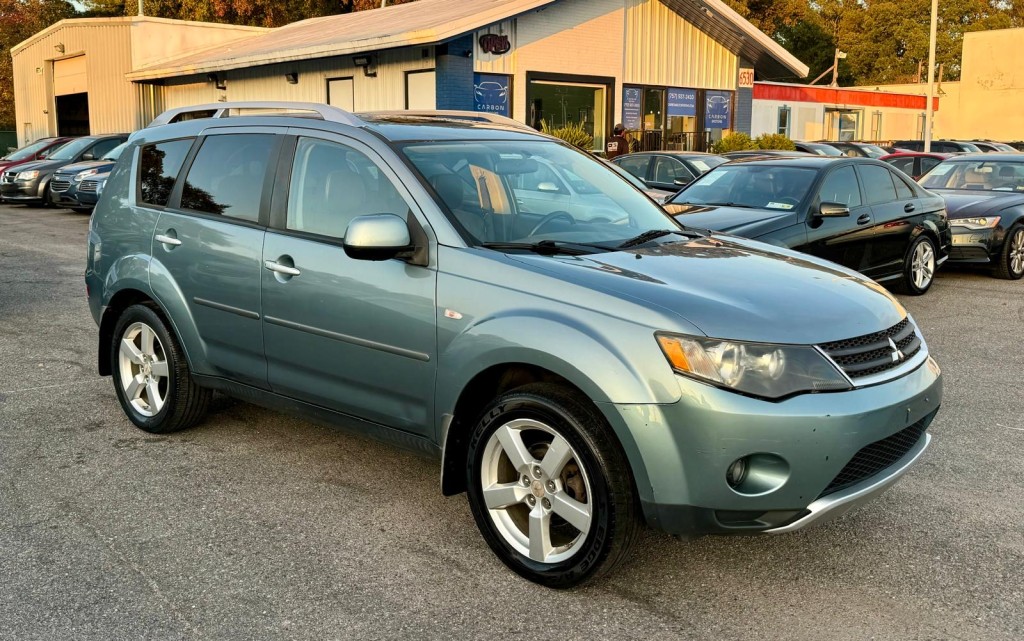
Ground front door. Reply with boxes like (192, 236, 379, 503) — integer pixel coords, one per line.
(261, 133, 437, 435)
(801, 164, 875, 271)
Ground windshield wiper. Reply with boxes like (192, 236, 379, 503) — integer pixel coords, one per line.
(617, 229, 697, 249)
(478, 240, 613, 255)
(701, 201, 756, 208)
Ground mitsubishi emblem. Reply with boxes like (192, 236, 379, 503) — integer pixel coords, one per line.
(887, 337, 904, 363)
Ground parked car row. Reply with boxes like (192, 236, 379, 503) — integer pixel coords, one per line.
(0, 134, 128, 211)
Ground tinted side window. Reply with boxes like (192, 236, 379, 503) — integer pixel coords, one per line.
(888, 157, 915, 176)
(858, 164, 898, 205)
(920, 157, 942, 175)
(892, 171, 914, 199)
(818, 166, 862, 207)
(616, 155, 650, 180)
(652, 157, 692, 184)
(180, 134, 275, 221)
(139, 139, 193, 207)
(89, 138, 122, 159)
(286, 137, 408, 239)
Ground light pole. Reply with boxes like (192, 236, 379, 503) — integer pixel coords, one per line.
(924, 0, 938, 151)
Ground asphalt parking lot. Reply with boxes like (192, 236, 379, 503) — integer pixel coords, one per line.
(1, 204, 1022, 640)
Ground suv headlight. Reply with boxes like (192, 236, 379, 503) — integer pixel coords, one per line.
(656, 333, 851, 399)
(74, 169, 99, 182)
(953, 216, 999, 229)
(17, 170, 39, 180)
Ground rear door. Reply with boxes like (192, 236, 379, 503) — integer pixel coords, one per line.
(648, 156, 694, 191)
(855, 163, 919, 280)
(150, 129, 280, 388)
(260, 131, 438, 435)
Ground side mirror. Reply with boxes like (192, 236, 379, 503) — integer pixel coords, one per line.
(673, 178, 691, 187)
(82, 153, 95, 161)
(343, 214, 412, 261)
(536, 182, 560, 193)
(817, 202, 851, 217)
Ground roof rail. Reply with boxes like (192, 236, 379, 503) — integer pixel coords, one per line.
(148, 101, 363, 128)
(360, 110, 537, 132)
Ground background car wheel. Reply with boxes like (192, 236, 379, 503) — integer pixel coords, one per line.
(465, 383, 641, 588)
(895, 235, 936, 295)
(110, 304, 210, 433)
(995, 224, 1024, 280)
(71, 207, 93, 214)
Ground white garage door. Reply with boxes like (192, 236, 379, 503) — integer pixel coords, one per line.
(54, 56, 88, 96)
(327, 77, 354, 111)
(405, 70, 436, 110)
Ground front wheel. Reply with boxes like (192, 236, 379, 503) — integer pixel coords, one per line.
(995, 224, 1024, 280)
(110, 304, 211, 433)
(465, 383, 641, 588)
(896, 235, 937, 295)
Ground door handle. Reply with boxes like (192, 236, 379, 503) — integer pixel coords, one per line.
(155, 234, 181, 246)
(264, 260, 301, 276)
(904, 203, 916, 213)
(856, 214, 872, 225)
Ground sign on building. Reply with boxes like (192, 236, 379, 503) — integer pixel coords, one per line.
(474, 73, 511, 117)
(622, 86, 642, 129)
(705, 90, 733, 128)
(667, 88, 697, 117)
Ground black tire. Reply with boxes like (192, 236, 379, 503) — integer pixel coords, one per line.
(465, 383, 641, 588)
(110, 304, 210, 433)
(894, 234, 937, 295)
(71, 207, 93, 214)
(995, 224, 1024, 280)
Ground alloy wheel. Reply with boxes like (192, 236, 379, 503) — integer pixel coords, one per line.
(117, 321, 169, 417)
(911, 240, 935, 290)
(1010, 228, 1024, 277)
(480, 418, 593, 564)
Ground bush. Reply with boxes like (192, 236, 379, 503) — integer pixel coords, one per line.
(755, 133, 797, 151)
(540, 120, 594, 151)
(711, 132, 756, 154)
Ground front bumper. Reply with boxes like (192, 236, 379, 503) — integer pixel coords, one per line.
(948, 227, 997, 263)
(0, 178, 44, 203)
(599, 356, 942, 537)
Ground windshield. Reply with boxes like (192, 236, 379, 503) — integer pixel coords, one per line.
(959, 142, 982, 153)
(859, 144, 887, 159)
(669, 164, 818, 209)
(2, 138, 55, 162)
(102, 142, 128, 161)
(47, 138, 95, 161)
(687, 156, 727, 174)
(919, 160, 1024, 192)
(815, 145, 844, 157)
(401, 140, 681, 248)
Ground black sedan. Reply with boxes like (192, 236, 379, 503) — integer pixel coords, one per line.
(918, 154, 1024, 279)
(794, 141, 843, 156)
(0, 134, 127, 207)
(663, 156, 951, 295)
(609, 151, 727, 192)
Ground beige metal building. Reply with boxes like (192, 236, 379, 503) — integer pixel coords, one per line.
(12, 0, 808, 152)
(10, 17, 266, 144)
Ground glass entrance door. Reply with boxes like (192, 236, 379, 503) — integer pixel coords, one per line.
(527, 79, 608, 152)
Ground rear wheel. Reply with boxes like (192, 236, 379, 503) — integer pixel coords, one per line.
(995, 224, 1024, 280)
(895, 235, 936, 295)
(465, 383, 641, 588)
(111, 304, 210, 433)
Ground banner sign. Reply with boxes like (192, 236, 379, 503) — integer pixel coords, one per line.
(622, 86, 642, 129)
(667, 88, 697, 117)
(473, 73, 511, 117)
(705, 90, 732, 128)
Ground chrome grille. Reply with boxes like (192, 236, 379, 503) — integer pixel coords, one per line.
(2, 172, 16, 183)
(50, 178, 72, 192)
(79, 180, 99, 193)
(818, 318, 922, 380)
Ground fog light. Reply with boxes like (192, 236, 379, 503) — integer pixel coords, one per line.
(726, 457, 748, 488)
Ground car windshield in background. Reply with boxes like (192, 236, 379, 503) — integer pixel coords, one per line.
(401, 140, 681, 248)
(688, 156, 727, 173)
(919, 160, 1024, 192)
(101, 142, 129, 161)
(46, 138, 94, 161)
(669, 164, 818, 210)
(860, 144, 888, 158)
(2, 139, 55, 161)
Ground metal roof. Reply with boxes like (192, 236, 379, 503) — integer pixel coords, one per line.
(127, 0, 807, 82)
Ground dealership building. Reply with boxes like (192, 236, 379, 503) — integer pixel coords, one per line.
(12, 0, 807, 152)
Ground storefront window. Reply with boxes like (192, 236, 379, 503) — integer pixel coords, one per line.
(527, 78, 607, 152)
(825, 109, 861, 141)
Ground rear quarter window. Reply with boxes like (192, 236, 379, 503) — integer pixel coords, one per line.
(138, 139, 194, 207)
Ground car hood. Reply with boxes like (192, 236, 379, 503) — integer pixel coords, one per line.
(0, 158, 45, 174)
(662, 203, 797, 237)
(509, 235, 905, 344)
(10, 159, 68, 174)
(934, 190, 1024, 218)
(56, 159, 114, 175)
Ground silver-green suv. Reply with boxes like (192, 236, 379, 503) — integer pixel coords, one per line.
(87, 102, 942, 588)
